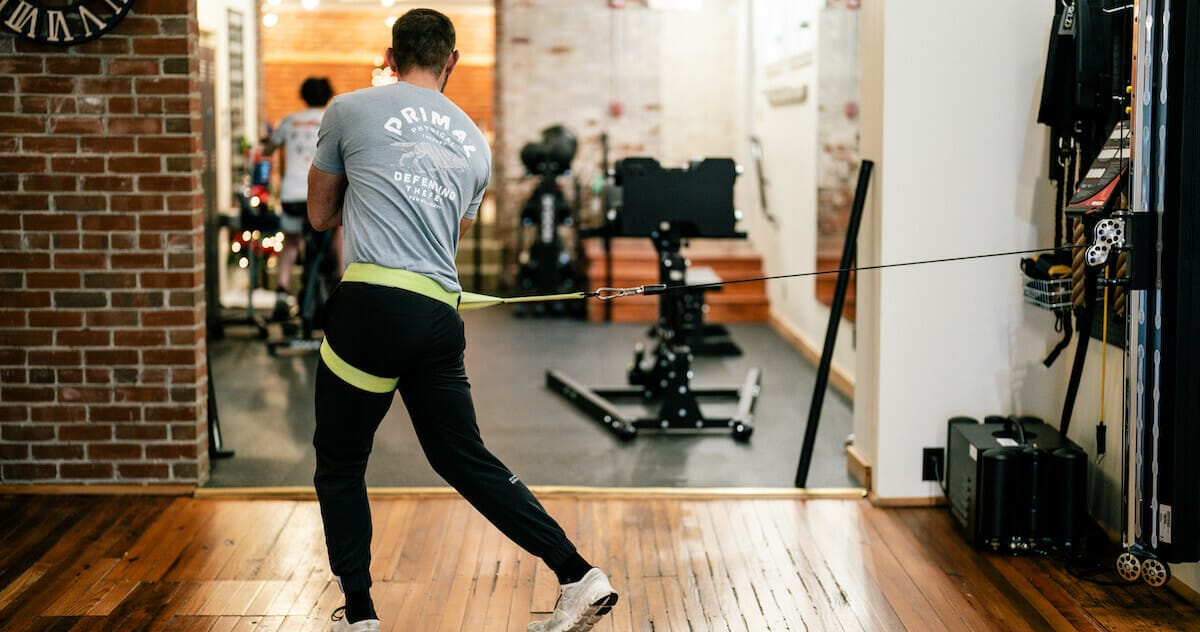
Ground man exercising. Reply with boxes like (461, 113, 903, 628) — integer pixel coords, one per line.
(263, 77, 339, 321)
(307, 9, 617, 632)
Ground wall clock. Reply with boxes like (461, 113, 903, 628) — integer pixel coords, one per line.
(0, 0, 136, 46)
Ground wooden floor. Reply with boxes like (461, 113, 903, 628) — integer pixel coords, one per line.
(1, 493, 1198, 631)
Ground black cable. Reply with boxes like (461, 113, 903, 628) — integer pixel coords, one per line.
(1043, 308, 1074, 366)
(933, 455, 947, 495)
(652, 244, 1080, 295)
(1007, 416, 1028, 446)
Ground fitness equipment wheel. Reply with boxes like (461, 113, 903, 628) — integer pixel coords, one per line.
(1116, 552, 1142, 582)
(732, 421, 753, 441)
(1140, 558, 1170, 587)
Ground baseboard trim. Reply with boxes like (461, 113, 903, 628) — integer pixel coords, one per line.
(0, 484, 196, 496)
(845, 444, 872, 490)
(867, 492, 948, 507)
(194, 486, 868, 501)
(767, 309, 855, 400)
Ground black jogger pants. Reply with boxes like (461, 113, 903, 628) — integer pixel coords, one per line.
(312, 281, 578, 592)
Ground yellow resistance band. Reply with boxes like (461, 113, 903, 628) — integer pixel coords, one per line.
(325, 264, 587, 391)
(459, 291, 588, 311)
(341, 263, 459, 309)
(342, 263, 587, 312)
(319, 339, 398, 394)
(1100, 268, 1109, 423)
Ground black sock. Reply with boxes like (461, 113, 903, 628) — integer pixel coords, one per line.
(344, 589, 377, 623)
(552, 552, 593, 585)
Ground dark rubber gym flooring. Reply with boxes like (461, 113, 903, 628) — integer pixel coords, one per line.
(206, 308, 858, 489)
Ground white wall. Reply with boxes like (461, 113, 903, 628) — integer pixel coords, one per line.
(198, 0, 260, 217)
(658, 0, 739, 165)
(198, 0, 260, 297)
(736, 0, 857, 378)
(854, 0, 884, 476)
(859, 0, 1200, 595)
(860, 0, 1065, 499)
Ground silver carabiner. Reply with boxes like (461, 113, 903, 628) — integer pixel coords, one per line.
(594, 287, 639, 301)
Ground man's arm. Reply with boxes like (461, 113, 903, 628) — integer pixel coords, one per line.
(308, 166, 348, 231)
(460, 217, 473, 238)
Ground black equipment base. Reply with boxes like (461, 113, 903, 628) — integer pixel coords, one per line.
(546, 367, 758, 440)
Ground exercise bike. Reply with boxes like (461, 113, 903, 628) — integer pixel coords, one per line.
(266, 227, 338, 356)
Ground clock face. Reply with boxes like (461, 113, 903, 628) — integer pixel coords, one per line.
(0, 0, 136, 46)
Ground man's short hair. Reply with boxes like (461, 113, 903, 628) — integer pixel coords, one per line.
(300, 77, 333, 107)
(391, 9, 456, 75)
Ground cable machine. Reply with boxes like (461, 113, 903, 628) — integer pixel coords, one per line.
(547, 158, 761, 440)
(1111, 0, 1200, 586)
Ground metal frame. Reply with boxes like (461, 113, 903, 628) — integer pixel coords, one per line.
(547, 216, 760, 441)
(1118, 0, 1200, 583)
(546, 368, 759, 440)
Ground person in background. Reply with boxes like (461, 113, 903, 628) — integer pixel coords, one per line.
(306, 9, 617, 632)
(264, 77, 338, 321)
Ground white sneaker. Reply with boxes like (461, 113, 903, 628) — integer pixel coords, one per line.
(330, 607, 380, 632)
(527, 568, 619, 632)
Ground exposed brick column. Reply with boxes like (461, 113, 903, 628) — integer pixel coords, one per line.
(0, 0, 209, 485)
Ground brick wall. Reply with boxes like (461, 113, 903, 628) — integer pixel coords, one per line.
(495, 1, 741, 281)
(261, 7, 494, 131)
(0, 0, 208, 485)
(495, 0, 664, 249)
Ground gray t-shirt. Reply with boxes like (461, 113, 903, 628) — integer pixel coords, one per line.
(270, 107, 324, 203)
(312, 82, 491, 292)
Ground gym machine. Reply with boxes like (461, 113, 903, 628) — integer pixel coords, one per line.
(217, 150, 278, 340)
(546, 158, 761, 440)
(1108, 0, 1200, 587)
(266, 227, 338, 356)
(1034, 0, 1199, 586)
(514, 125, 587, 316)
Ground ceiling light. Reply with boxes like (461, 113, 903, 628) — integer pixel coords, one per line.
(381, 0, 396, 7)
(301, 0, 320, 10)
(262, 12, 278, 28)
(385, 15, 397, 28)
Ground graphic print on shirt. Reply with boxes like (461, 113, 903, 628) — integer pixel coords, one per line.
(274, 110, 324, 203)
(287, 120, 320, 168)
(383, 106, 478, 209)
(392, 140, 468, 171)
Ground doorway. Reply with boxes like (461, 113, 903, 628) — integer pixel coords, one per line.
(205, 0, 859, 493)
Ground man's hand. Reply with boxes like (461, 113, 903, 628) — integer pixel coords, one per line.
(309, 166, 348, 231)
